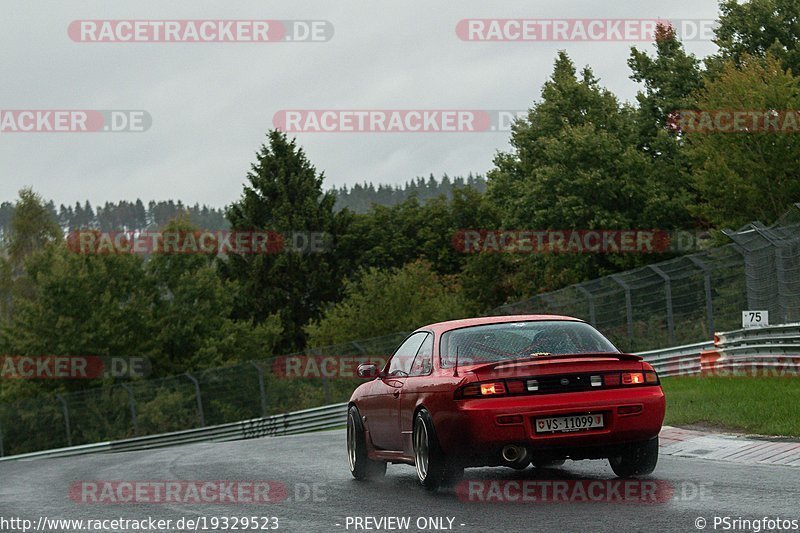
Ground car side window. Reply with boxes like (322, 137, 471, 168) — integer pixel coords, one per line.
(408, 334, 433, 376)
(387, 332, 427, 376)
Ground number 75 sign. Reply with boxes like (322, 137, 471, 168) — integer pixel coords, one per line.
(742, 310, 769, 329)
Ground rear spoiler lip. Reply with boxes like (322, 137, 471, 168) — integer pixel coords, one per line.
(463, 352, 643, 373)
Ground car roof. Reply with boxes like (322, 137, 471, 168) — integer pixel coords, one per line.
(418, 314, 585, 334)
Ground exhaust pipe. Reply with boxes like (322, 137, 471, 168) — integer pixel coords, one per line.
(501, 445, 529, 468)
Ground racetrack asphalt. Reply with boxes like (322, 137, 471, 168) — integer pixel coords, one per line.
(1, 430, 798, 533)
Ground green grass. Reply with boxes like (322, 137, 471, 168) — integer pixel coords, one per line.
(662, 377, 800, 438)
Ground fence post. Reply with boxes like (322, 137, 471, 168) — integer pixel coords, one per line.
(121, 384, 138, 436)
(184, 373, 205, 427)
(649, 265, 675, 345)
(56, 394, 72, 447)
(577, 284, 596, 325)
(688, 255, 715, 340)
(611, 275, 634, 349)
(250, 362, 268, 418)
(724, 224, 777, 319)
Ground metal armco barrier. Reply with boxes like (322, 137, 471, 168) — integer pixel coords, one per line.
(1, 323, 797, 462)
(0, 402, 348, 462)
(639, 322, 800, 377)
(635, 340, 712, 376)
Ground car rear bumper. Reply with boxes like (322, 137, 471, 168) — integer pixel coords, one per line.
(434, 386, 665, 464)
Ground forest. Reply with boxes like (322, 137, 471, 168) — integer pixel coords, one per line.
(2, 2, 800, 411)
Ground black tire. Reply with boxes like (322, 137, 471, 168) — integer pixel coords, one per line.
(413, 409, 449, 491)
(608, 437, 659, 477)
(347, 406, 387, 481)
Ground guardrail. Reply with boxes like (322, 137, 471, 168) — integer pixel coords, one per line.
(638, 322, 800, 377)
(2, 323, 797, 462)
(0, 402, 347, 462)
(635, 340, 713, 376)
(701, 322, 800, 376)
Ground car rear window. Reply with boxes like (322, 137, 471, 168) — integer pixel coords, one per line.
(439, 320, 619, 368)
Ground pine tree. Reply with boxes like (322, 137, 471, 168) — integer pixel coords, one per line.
(221, 131, 346, 351)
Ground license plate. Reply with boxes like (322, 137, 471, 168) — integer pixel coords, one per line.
(535, 414, 604, 433)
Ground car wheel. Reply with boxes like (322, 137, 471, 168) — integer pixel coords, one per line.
(413, 409, 448, 491)
(347, 406, 387, 481)
(608, 437, 659, 477)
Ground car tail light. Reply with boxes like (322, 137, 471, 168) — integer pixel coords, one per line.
(455, 370, 660, 400)
(622, 372, 644, 385)
(481, 382, 506, 395)
(618, 405, 643, 415)
(455, 381, 507, 399)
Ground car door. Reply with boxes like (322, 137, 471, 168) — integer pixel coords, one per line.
(397, 332, 434, 454)
(366, 332, 427, 451)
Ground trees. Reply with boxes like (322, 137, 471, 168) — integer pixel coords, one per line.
(627, 24, 703, 232)
(487, 52, 686, 294)
(3, 0, 800, 406)
(6, 188, 62, 273)
(489, 53, 647, 231)
(5, 245, 157, 361)
(331, 174, 486, 213)
(710, 0, 800, 76)
(146, 217, 282, 374)
(686, 54, 800, 229)
(221, 131, 345, 351)
(305, 261, 469, 346)
(2, 216, 283, 378)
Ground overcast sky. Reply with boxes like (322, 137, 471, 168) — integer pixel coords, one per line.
(1, 0, 721, 208)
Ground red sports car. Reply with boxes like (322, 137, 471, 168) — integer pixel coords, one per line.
(346, 315, 665, 490)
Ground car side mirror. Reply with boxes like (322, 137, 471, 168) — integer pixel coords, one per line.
(357, 363, 380, 379)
